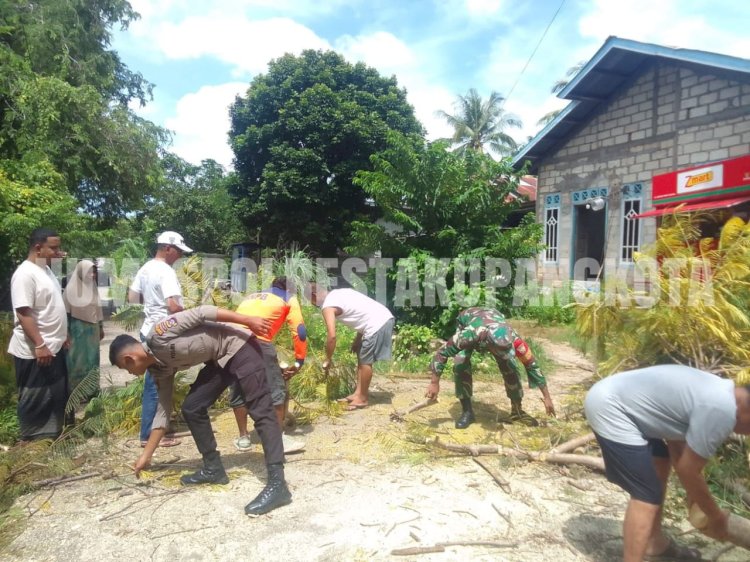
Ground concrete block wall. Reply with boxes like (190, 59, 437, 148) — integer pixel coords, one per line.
(535, 60, 750, 285)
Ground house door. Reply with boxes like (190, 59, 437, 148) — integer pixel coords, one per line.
(572, 204, 606, 280)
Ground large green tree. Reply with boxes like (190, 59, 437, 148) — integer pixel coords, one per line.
(0, 0, 168, 217)
(228, 50, 424, 255)
(148, 155, 244, 254)
(437, 89, 521, 157)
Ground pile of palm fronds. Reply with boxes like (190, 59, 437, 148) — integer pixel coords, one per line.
(575, 211, 750, 381)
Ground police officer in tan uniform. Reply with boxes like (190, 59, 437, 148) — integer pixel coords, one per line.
(109, 305, 291, 516)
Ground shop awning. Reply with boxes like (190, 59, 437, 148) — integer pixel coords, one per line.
(635, 195, 750, 219)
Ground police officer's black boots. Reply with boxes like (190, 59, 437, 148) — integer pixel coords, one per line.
(244, 463, 292, 516)
(455, 398, 475, 429)
(180, 451, 229, 485)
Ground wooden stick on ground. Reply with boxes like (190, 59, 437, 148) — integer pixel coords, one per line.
(390, 398, 438, 422)
(391, 546, 445, 556)
(391, 541, 518, 556)
(472, 457, 511, 494)
(427, 437, 605, 472)
(550, 433, 596, 455)
(32, 471, 101, 488)
(728, 480, 750, 509)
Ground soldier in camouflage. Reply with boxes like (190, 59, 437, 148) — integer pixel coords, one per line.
(426, 307, 556, 428)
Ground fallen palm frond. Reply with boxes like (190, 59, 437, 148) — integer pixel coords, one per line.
(177, 255, 231, 309)
(110, 304, 143, 332)
(65, 368, 101, 416)
(575, 211, 750, 379)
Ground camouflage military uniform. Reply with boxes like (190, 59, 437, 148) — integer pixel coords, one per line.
(429, 307, 547, 403)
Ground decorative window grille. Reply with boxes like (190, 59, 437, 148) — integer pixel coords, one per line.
(544, 194, 561, 263)
(620, 183, 643, 263)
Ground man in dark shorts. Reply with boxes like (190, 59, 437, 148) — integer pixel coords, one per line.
(309, 283, 394, 410)
(584, 364, 750, 561)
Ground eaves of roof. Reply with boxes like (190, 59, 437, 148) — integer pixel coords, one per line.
(512, 36, 750, 174)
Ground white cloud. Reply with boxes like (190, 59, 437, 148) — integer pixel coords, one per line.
(464, 0, 504, 17)
(578, 0, 750, 56)
(335, 31, 416, 74)
(165, 82, 247, 167)
(333, 31, 454, 141)
(404, 81, 456, 141)
(129, 0, 357, 22)
(506, 94, 569, 143)
(155, 15, 329, 76)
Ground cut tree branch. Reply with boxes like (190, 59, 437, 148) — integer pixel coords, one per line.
(472, 457, 511, 493)
(426, 437, 605, 472)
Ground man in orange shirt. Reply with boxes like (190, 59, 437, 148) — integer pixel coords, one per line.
(230, 277, 307, 453)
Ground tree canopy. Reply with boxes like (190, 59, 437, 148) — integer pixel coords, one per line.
(228, 50, 424, 255)
(148, 155, 244, 254)
(0, 0, 170, 301)
(348, 133, 543, 330)
(0, 0, 168, 218)
(437, 89, 521, 157)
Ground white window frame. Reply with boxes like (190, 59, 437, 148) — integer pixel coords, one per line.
(620, 184, 643, 264)
(543, 193, 561, 264)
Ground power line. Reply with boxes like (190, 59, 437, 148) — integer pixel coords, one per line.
(502, 0, 568, 107)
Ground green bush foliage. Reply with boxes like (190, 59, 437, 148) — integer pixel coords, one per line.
(0, 314, 18, 444)
(514, 286, 575, 325)
(393, 324, 436, 361)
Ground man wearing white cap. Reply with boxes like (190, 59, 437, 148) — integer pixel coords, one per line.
(128, 231, 193, 448)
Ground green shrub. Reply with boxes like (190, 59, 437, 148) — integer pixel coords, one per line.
(393, 324, 437, 361)
(0, 407, 19, 444)
(391, 354, 431, 374)
(0, 313, 17, 443)
(514, 286, 575, 325)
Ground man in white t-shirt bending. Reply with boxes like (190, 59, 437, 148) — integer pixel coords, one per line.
(309, 284, 394, 410)
(128, 231, 192, 447)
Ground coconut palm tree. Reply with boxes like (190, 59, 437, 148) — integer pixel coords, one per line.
(537, 61, 586, 127)
(436, 89, 522, 157)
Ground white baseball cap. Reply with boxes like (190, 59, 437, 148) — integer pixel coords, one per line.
(156, 231, 193, 253)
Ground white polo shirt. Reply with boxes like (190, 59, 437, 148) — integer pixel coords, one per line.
(8, 260, 68, 358)
(130, 258, 183, 337)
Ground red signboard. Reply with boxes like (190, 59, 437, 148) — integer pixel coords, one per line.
(652, 154, 750, 206)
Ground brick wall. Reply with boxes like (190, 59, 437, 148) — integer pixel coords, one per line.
(536, 60, 750, 285)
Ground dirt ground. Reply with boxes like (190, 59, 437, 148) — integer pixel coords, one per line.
(2, 323, 743, 561)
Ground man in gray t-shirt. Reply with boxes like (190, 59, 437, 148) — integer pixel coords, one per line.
(584, 365, 750, 562)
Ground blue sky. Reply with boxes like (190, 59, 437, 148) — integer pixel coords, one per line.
(113, 0, 750, 168)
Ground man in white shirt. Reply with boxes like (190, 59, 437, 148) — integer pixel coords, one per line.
(309, 284, 394, 410)
(128, 231, 192, 447)
(8, 228, 70, 440)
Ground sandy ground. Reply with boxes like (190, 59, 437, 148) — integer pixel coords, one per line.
(2, 323, 743, 561)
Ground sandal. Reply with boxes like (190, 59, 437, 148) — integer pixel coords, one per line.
(644, 538, 703, 561)
(140, 437, 182, 448)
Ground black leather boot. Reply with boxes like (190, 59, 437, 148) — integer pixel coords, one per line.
(244, 463, 292, 516)
(455, 398, 475, 429)
(180, 451, 229, 485)
(509, 402, 538, 427)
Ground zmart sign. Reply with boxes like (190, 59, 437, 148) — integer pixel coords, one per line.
(653, 154, 750, 205)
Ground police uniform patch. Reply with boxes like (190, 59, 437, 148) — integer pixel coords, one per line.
(154, 317, 178, 336)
